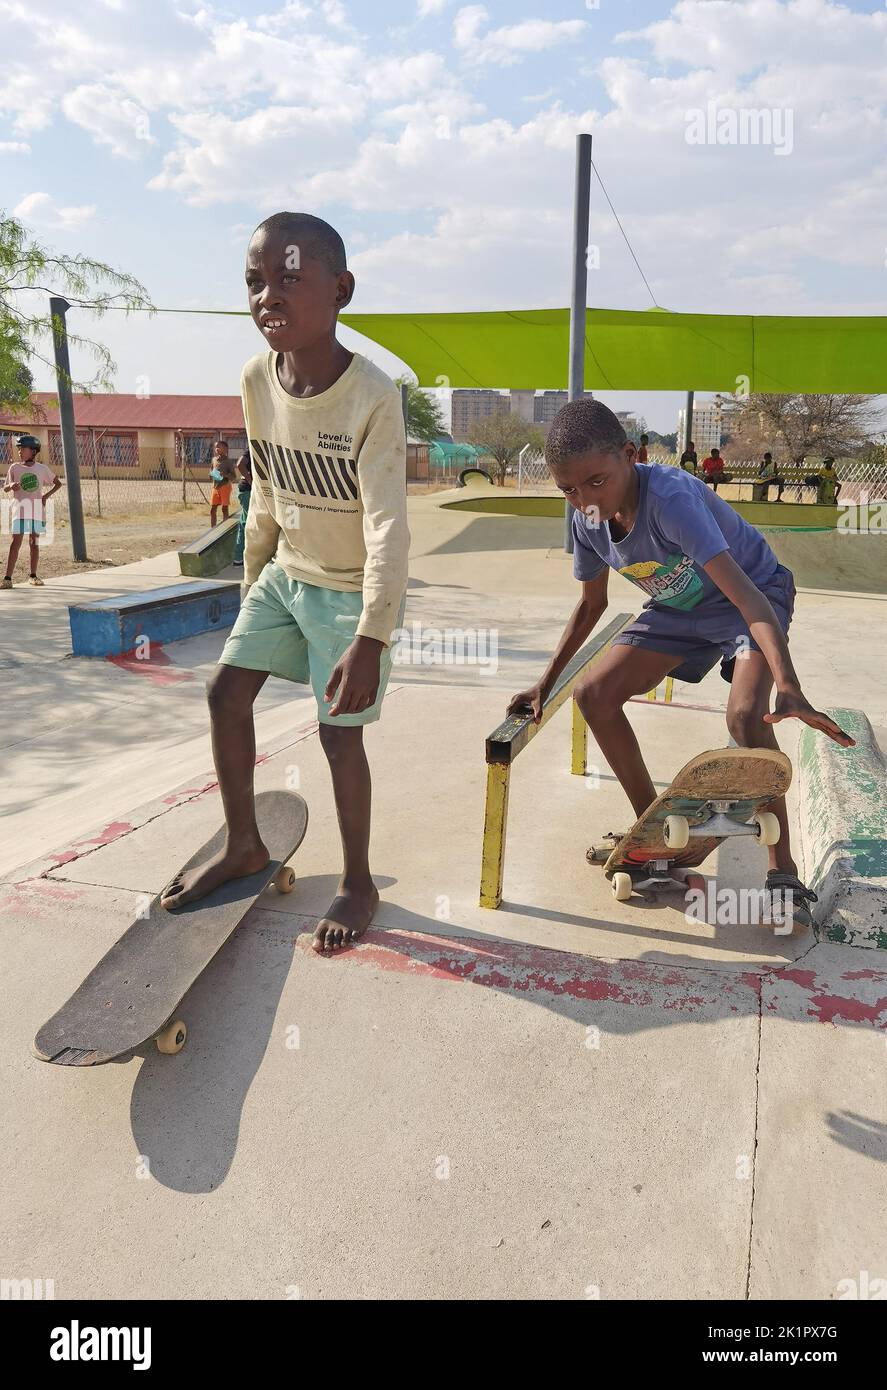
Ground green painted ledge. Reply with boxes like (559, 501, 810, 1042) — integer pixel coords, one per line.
(799, 710, 887, 950)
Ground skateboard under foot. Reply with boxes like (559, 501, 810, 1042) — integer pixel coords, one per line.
(32, 790, 308, 1066)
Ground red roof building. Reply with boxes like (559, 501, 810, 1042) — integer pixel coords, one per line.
(0, 393, 247, 477)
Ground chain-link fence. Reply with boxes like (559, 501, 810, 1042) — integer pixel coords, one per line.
(513, 448, 886, 503)
(0, 427, 249, 519)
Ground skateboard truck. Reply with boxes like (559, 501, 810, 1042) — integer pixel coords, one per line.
(616, 859, 691, 898)
(664, 802, 780, 850)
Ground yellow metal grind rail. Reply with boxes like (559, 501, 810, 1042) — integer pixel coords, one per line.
(479, 613, 674, 909)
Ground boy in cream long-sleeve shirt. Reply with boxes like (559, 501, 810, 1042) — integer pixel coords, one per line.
(161, 212, 410, 953)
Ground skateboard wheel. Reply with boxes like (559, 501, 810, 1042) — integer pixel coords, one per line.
(156, 1020, 187, 1055)
(611, 872, 633, 902)
(274, 865, 297, 894)
(663, 814, 690, 849)
(754, 811, 780, 847)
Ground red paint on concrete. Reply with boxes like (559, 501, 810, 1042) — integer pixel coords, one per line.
(162, 782, 219, 805)
(46, 820, 135, 868)
(107, 646, 193, 685)
(775, 968, 887, 1029)
(309, 928, 760, 1016)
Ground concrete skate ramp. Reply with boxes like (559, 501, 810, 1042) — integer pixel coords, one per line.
(761, 527, 887, 594)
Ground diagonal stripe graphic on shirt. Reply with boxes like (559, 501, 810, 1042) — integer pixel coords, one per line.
(277, 445, 306, 495)
(301, 451, 331, 498)
(312, 452, 345, 500)
(334, 457, 359, 500)
(292, 450, 319, 497)
(322, 455, 351, 501)
(267, 444, 292, 492)
(249, 437, 272, 483)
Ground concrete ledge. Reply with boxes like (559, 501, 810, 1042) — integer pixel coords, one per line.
(68, 580, 240, 657)
(799, 709, 887, 949)
(178, 516, 239, 577)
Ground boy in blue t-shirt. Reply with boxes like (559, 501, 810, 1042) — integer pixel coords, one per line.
(508, 400, 854, 926)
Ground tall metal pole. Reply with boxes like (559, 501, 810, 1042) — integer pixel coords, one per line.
(49, 296, 87, 561)
(683, 389, 695, 457)
(565, 132, 592, 553)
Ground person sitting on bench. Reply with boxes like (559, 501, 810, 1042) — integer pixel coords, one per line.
(817, 457, 841, 505)
(756, 452, 785, 502)
(702, 447, 728, 492)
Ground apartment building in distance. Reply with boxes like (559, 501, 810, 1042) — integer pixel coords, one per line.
(451, 387, 597, 441)
(676, 399, 723, 457)
(450, 389, 509, 441)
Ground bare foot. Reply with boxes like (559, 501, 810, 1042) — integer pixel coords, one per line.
(161, 840, 269, 909)
(313, 881, 379, 953)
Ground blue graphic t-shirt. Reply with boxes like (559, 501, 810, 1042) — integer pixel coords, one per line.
(571, 464, 778, 612)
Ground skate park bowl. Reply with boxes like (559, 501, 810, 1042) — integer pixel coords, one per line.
(439, 494, 887, 594)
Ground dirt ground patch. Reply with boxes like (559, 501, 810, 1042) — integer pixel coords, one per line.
(2, 508, 209, 583)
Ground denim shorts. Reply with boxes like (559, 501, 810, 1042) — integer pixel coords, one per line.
(612, 564, 796, 683)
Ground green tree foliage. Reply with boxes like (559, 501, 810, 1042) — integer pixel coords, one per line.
(0, 211, 153, 413)
(715, 392, 881, 463)
(394, 378, 448, 442)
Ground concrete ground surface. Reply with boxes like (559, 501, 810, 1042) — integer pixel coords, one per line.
(2, 489, 885, 1300)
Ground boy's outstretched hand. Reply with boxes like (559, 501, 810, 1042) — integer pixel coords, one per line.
(506, 681, 551, 724)
(765, 689, 856, 747)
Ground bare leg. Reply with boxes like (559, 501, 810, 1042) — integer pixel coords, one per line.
(160, 664, 270, 907)
(28, 535, 39, 575)
(5, 533, 23, 577)
(312, 722, 378, 953)
(210, 506, 218, 527)
(574, 645, 682, 819)
(725, 650, 794, 873)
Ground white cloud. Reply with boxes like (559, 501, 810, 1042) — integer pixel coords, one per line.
(453, 5, 586, 66)
(62, 84, 155, 158)
(0, 140, 30, 153)
(1, 0, 885, 326)
(13, 191, 96, 229)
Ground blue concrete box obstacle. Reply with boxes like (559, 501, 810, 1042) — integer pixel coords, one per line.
(69, 580, 241, 657)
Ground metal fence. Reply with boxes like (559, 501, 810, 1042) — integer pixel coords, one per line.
(515, 450, 886, 502)
(0, 428, 249, 519)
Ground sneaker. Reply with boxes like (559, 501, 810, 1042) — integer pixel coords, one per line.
(233, 560, 243, 567)
(763, 870, 818, 931)
(1, 576, 12, 589)
(28, 575, 44, 586)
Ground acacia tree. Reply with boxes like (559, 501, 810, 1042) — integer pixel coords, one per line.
(467, 413, 545, 485)
(715, 392, 881, 463)
(0, 211, 153, 413)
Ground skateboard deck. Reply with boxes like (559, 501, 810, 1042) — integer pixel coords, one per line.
(32, 790, 308, 1066)
(591, 747, 791, 901)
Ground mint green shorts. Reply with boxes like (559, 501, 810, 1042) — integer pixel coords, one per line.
(219, 562, 402, 726)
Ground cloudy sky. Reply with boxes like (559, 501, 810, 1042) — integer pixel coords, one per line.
(3, 0, 886, 432)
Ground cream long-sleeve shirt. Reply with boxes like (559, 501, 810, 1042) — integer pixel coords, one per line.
(240, 349, 410, 646)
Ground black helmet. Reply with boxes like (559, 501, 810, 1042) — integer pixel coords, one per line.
(15, 433, 41, 452)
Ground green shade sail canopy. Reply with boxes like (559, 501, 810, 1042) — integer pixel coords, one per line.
(340, 306, 887, 393)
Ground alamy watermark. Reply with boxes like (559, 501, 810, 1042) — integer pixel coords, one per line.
(685, 101, 794, 156)
(837, 494, 887, 534)
(391, 622, 498, 674)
